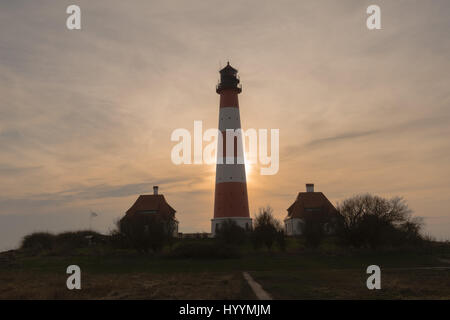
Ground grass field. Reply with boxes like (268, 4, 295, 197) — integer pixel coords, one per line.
(1, 239, 449, 299)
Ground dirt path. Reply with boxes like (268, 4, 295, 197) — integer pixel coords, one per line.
(243, 272, 273, 300)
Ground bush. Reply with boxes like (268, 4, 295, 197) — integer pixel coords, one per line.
(21, 230, 106, 254)
(276, 230, 287, 251)
(252, 206, 282, 250)
(21, 232, 55, 251)
(215, 219, 247, 245)
(118, 214, 176, 253)
(109, 228, 129, 249)
(166, 241, 240, 259)
(55, 231, 105, 249)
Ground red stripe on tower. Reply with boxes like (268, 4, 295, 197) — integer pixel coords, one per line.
(212, 62, 252, 235)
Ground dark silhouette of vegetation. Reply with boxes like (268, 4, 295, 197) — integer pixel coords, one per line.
(336, 194, 424, 248)
(118, 214, 176, 253)
(300, 212, 328, 248)
(276, 230, 287, 251)
(215, 219, 247, 245)
(18, 195, 430, 259)
(21, 230, 106, 254)
(252, 206, 283, 250)
(21, 232, 55, 251)
(56, 231, 107, 250)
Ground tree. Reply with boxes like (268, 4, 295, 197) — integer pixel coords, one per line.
(252, 206, 282, 250)
(336, 194, 423, 248)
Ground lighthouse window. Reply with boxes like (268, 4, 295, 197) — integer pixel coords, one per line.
(137, 210, 157, 214)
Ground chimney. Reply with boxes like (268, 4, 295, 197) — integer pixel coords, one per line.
(153, 186, 159, 195)
(306, 183, 314, 192)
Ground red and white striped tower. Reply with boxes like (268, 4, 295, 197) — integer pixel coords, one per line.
(212, 62, 251, 235)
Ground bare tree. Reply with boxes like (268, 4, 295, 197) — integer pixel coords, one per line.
(336, 194, 423, 248)
(252, 206, 283, 250)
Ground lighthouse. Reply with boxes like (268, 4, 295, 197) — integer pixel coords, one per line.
(212, 62, 252, 235)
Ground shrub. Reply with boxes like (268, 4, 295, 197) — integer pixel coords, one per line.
(215, 219, 247, 245)
(109, 228, 129, 249)
(55, 231, 105, 249)
(21, 230, 106, 254)
(21, 232, 55, 251)
(118, 214, 176, 253)
(252, 206, 282, 250)
(276, 230, 287, 251)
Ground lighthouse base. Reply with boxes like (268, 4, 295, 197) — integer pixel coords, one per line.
(211, 217, 253, 237)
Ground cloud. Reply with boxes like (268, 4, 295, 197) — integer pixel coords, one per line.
(0, 164, 42, 176)
(0, 178, 194, 211)
(306, 130, 380, 147)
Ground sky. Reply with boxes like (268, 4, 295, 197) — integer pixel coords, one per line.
(1, 0, 449, 251)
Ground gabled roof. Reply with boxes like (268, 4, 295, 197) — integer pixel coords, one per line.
(285, 192, 338, 220)
(124, 194, 176, 220)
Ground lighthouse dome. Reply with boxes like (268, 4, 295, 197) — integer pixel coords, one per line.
(217, 62, 241, 93)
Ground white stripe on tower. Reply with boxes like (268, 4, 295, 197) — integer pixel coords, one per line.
(218, 107, 241, 131)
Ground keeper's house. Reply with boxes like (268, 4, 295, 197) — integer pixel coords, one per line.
(120, 186, 179, 236)
(284, 184, 339, 236)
